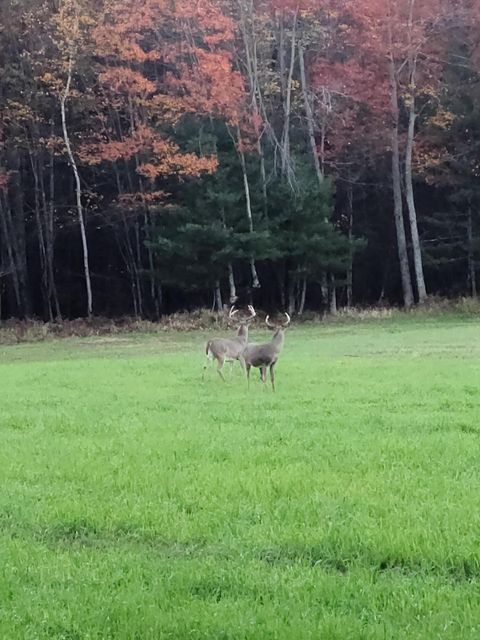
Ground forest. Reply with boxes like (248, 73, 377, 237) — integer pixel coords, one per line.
(0, 0, 479, 320)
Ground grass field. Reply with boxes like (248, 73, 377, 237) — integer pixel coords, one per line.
(2, 314, 480, 639)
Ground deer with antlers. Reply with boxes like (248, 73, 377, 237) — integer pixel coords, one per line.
(203, 305, 256, 381)
(242, 313, 291, 391)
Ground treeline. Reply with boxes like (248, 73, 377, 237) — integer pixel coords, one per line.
(0, 0, 479, 320)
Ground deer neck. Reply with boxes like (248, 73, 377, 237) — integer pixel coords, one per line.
(271, 328, 285, 353)
(236, 324, 248, 343)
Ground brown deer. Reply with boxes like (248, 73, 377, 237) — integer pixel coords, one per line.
(242, 313, 291, 391)
(203, 305, 256, 381)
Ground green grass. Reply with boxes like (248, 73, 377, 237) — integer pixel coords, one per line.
(2, 314, 480, 639)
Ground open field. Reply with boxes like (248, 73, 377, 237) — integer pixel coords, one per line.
(2, 314, 480, 639)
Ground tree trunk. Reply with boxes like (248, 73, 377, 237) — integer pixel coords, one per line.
(404, 57, 427, 303)
(214, 281, 223, 312)
(387, 37, 414, 308)
(46, 122, 62, 319)
(280, 8, 298, 181)
(29, 148, 51, 319)
(227, 262, 237, 304)
(298, 43, 324, 186)
(237, 134, 260, 289)
(276, 266, 286, 310)
(320, 272, 328, 308)
(7, 150, 31, 316)
(287, 275, 296, 315)
(298, 278, 307, 315)
(0, 195, 21, 312)
(467, 206, 477, 297)
(329, 273, 337, 315)
(60, 49, 93, 317)
(346, 184, 354, 308)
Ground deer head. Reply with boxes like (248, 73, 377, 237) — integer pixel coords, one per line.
(265, 312, 291, 331)
(227, 304, 256, 337)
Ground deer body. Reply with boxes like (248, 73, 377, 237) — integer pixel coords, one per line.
(242, 314, 290, 391)
(203, 306, 255, 381)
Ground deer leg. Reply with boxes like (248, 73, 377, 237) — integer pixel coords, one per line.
(238, 355, 246, 374)
(246, 363, 251, 389)
(216, 356, 226, 382)
(260, 367, 267, 385)
(270, 363, 276, 392)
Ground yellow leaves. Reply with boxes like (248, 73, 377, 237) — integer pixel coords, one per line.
(38, 72, 64, 94)
(118, 191, 168, 206)
(4, 100, 35, 124)
(427, 109, 456, 130)
(264, 80, 281, 96)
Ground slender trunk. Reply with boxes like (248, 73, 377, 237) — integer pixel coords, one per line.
(0, 195, 21, 311)
(113, 163, 142, 316)
(467, 207, 477, 297)
(8, 150, 30, 316)
(298, 43, 323, 186)
(133, 143, 162, 317)
(60, 49, 93, 317)
(238, 0, 269, 220)
(346, 184, 354, 308)
(237, 134, 260, 288)
(133, 220, 144, 316)
(258, 139, 268, 222)
(214, 280, 223, 312)
(29, 148, 51, 319)
(47, 122, 61, 319)
(280, 9, 298, 180)
(404, 58, 427, 303)
(276, 266, 286, 309)
(298, 278, 307, 315)
(387, 33, 414, 308)
(227, 262, 237, 304)
(287, 275, 296, 315)
(329, 273, 337, 315)
(320, 272, 328, 307)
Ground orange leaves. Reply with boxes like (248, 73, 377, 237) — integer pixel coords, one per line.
(98, 68, 156, 97)
(86, 0, 248, 187)
(79, 125, 217, 179)
(137, 153, 217, 180)
(173, 50, 247, 124)
(139, 137, 218, 179)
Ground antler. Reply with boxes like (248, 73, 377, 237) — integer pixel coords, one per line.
(246, 304, 256, 320)
(228, 305, 239, 319)
(265, 315, 276, 329)
(265, 312, 291, 328)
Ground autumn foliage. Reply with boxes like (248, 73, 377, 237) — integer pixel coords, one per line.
(0, 0, 479, 319)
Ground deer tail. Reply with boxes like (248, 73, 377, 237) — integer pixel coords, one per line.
(205, 340, 212, 356)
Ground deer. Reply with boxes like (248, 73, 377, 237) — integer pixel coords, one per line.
(242, 313, 291, 391)
(203, 305, 256, 381)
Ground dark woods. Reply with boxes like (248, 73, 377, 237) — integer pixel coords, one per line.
(1, 0, 479, 320)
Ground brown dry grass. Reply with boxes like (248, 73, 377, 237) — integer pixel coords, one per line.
(1, 296, 479, 344)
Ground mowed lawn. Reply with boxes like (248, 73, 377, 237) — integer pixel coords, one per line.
(1, 315, 480, 639)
